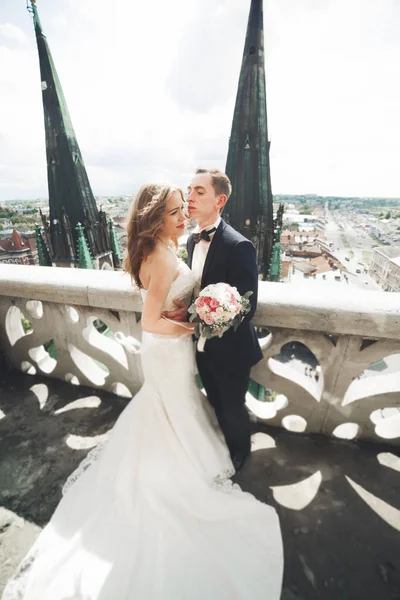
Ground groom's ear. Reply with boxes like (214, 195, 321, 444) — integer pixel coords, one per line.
(216, 194, 228, 211)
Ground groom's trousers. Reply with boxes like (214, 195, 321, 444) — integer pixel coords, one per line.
(196, 351, 251, 462)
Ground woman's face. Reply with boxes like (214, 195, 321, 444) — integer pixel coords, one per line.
(161, 191, 187, 238)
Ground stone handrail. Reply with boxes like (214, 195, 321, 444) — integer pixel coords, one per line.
(1, 264, 399, 446)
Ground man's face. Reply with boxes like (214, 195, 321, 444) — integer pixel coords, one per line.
(187, 173, 225, 223)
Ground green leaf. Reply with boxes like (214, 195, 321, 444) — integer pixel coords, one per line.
(233, 321, 240, 332)
(243, 291, 253, 300)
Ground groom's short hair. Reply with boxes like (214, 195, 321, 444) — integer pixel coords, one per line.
(196, 168, 232, 200)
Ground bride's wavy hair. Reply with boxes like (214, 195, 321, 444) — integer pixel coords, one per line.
(124, 183, 184, 288)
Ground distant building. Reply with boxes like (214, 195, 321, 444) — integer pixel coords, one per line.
(280, 259, 292, 283)
(281, 231, 323, 260)
(0, 229, 38, 265)
(369, 246, 400, 292)
(292, 254, 342, 279)
(284, 245, 322, 259)
(293, 261, 317, 277)
(280, 229, 325, 245)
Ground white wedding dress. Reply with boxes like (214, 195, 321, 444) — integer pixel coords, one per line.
(3, 261, 283, 600)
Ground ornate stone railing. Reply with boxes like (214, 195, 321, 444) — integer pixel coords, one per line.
(1, 264, 399, 446)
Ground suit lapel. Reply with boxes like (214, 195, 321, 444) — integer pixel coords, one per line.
(201, 219, 225, 288)
(187, 235, 195, 269)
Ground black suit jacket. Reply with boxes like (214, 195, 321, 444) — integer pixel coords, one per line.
(187, 219, 263, 372)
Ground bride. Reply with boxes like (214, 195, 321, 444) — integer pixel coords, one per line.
(2, 184, 283, 600)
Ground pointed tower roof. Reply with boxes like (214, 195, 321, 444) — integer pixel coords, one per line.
(75, 223, 94, 269)
(28, 1, 112, 267)
(35, 224, 52, 266)
(10, 229, 24, 251)
(225, 0, 274, 278)
(109, 218, 123, 269)
(268, 235, 282, 281)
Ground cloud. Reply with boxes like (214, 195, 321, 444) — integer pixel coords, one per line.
(48, 14, 67, 29)
(0, 23, 28, 44)
(0, 0, 399, 200)
(166, 0, 247, 112)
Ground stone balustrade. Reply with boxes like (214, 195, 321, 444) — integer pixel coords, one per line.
(1, 264, 399, 446)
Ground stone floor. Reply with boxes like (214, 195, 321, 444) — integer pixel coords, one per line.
(0, 366, 399, 600)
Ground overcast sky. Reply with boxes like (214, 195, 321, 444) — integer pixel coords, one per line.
(1, 0, 400, 201)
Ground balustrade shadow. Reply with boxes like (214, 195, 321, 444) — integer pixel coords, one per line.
(235, 423, 400, 600)
(1, 367, 399, 599)
(0, 367, 128, 526)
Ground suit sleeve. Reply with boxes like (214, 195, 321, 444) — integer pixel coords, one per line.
(228, 240, 259, 322)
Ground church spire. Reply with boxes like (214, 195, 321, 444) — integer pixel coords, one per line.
(27, 1, 114, 269)
(35, 224, 52, 266)
(109, 218, 123, 269)
(75, 223, 94, 269)
(225, 0, 275, 278)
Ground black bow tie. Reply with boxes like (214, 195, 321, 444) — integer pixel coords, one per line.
(192, 227, 217, 244)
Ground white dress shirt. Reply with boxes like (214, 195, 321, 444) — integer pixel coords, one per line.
(192, 216, 221, 298)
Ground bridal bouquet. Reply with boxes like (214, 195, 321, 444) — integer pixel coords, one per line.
(188, 283, 252, 352)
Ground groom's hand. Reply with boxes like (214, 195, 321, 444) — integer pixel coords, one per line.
(162, 300, 187, 322)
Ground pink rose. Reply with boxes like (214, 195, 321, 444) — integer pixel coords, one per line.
(204, 313, 214, 326)
(210, 298, 220, 309)
(196, 297, 205, 308)
(198, 309, 207, 321)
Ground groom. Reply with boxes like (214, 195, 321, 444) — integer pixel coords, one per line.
(167, 168, 262, 472)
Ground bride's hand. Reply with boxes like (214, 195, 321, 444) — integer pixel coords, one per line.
(162, 300, 187, 322)
(209, 326, 225, 338)
(162, 315, 195, 334)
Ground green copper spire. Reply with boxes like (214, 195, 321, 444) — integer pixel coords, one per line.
(29, 0, 43, 32)
(27, 1, 112, 267)
(75, 223, 94, 269)
(267, 204, 284, 281)
(268, 228, 282, 282)
(35, 224, 52, 266)
(225, 0, 274, 278)
(109, 218, 123, 269)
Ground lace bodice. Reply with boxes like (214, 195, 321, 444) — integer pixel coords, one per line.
(140, 259, 195, 312)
